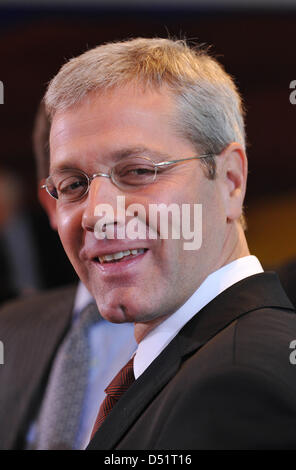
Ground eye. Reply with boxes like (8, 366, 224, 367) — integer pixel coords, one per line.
(127, 167, 154, 175)
(114, 159, 156, 186)
(57, 174, 88, 199)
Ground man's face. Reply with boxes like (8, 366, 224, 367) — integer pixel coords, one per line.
(50, 85, 227, 328)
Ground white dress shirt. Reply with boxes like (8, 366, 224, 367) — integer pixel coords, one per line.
(134, 255, 263, 379)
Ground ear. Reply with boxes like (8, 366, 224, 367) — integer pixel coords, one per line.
(38, 179, 58, 230)
(218, 143, 248, 223)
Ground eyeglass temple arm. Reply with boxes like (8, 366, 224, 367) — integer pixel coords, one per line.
(155, 154, 214, 167)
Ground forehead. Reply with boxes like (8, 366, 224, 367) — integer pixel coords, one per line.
(49, 86, 193, 171)
(50, 86, 175, 142)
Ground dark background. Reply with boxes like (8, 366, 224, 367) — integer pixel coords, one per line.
(0, 3, 295, 302)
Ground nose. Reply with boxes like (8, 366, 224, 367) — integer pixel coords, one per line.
(81, 175, 122, 232)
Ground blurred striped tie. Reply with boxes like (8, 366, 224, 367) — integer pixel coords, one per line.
(33, 302, 99, 449)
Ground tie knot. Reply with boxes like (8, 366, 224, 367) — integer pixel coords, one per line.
(105, 357, 135, 398)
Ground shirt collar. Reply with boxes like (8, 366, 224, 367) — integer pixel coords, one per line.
(73, 282, 94, 320)
(134, 255, 263, 379)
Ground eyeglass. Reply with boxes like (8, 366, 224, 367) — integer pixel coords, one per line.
(41, 154, 214, 203)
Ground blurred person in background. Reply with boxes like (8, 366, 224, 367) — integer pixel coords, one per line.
(0, 166, 41, 303)
(0, 102, 137, 450)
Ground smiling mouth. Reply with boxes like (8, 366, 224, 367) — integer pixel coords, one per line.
(95, 248, 148, 264)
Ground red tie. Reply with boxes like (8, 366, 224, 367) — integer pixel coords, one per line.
(90, 357, 135, 439)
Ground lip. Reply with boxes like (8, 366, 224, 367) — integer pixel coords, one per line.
(81, 240, 151, 261)
(91, 248, 148, 275)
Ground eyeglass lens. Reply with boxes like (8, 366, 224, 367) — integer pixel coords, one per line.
(47, 157, 158, 201)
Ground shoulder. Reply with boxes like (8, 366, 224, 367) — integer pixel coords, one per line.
(0, 284, 78, 377)
(0, 283, 77, 332)
(231, 307, 296, 388)
(172, 305, 296, 411)
(186, 306, 296, 385)
(157, 308, 296, 448)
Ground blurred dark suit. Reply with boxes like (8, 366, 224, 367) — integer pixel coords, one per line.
(0, 283, 76, 449)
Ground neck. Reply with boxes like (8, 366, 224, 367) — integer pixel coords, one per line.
(220, 221, 250, 267)
(134, 314, 170, 344)
(134, 221, 250, 344)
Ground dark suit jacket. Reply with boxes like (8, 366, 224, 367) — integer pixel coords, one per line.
(87, 272, 296, 450)
(0, 284, 76, 449)
(276, 259, 296, 308)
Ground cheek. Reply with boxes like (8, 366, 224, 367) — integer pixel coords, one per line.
(56, 206, 83, 260)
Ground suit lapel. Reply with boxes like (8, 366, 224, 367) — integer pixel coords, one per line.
(87, 272, 294, 450)
(87, 335, 181, 449)
(177, 271, 294, 359)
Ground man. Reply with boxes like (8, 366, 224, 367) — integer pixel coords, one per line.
(0, 103, 137, 450)
(42, 37, 296, 449)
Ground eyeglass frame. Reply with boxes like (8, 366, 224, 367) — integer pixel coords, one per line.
(41, 153, 215, 202)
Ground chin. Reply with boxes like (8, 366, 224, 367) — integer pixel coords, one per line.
(95, 294, 155, 325)
(95, 297, 134, 324)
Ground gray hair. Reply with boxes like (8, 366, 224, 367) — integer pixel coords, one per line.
(32, 101, 50, 181)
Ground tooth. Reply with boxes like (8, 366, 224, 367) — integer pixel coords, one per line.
(113, 251, 125, 260)
(104, 254, 115, 261)
(97, 248, 146, 264)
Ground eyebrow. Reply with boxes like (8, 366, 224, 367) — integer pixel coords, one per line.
(110, 146, 172, 162)
(50, 146, 173, 174)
